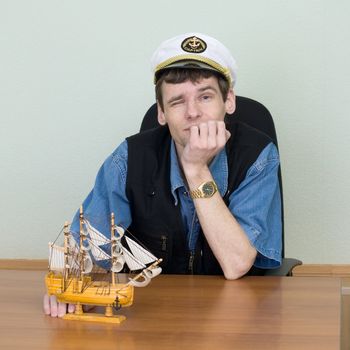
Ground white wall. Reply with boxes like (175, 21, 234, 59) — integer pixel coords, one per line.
(1, 0, 349, 263)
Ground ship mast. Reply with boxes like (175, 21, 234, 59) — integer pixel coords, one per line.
(63, 221, 70, 289)
(79, 206, 85, 287)
(110, 213, 116, 286)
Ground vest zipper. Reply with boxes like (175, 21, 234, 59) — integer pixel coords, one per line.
(161, 235, 167, 251)
(188, 251, 195, 274)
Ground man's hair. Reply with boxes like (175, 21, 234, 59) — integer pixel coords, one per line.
(155, 69, 231, 112)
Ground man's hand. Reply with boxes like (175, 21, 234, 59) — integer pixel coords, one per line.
(43, 294, 75, 317)
(181, 120, 230, 177)
(178, 119, 257, 279)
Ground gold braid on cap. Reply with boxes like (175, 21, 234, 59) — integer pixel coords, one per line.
(154, 54, 232, 86)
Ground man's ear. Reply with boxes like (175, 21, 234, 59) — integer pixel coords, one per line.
(157, 101, 167, 125)
(225, 89, 236, 115)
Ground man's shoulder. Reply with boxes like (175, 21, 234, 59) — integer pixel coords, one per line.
(226, 119, 274, 150)
(126, 125, 171, 147)
(225, 120, 277, 190)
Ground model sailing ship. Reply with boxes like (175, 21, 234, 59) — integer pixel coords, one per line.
(45, 207, 162, 323)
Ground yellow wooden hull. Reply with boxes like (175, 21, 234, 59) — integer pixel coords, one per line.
(45, 272, 134, 308)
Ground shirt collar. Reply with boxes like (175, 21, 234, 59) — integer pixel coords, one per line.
(170, 140, 228, 204)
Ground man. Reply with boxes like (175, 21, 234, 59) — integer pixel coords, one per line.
(44, 33, 282, 317)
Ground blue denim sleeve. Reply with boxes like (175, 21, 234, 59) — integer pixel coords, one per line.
(228, 143, 282, 269)
(70, 140, 132, 242)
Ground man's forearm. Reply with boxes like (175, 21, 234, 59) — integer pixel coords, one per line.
(186, 168, 257, 280)
(179, 120, 256, 279)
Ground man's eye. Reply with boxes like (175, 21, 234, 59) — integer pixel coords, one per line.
(201, 95, 212, 101)
(170, 100, 183, 107)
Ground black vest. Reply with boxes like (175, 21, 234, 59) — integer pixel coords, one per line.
(126, 121, 272, 275)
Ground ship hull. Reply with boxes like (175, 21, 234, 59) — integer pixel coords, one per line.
(45, 272, 134, 307)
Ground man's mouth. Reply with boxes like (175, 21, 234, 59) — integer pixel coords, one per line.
(184, 125, 197, 131)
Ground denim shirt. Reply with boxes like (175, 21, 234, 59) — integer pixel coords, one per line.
(71, 139, 282, 269)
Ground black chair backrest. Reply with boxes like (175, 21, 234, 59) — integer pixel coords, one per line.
(140, 96, 285, 257)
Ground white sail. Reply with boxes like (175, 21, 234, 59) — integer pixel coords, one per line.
(115, 225, 125, 237)
(84, 220, 110, 245)
(89, 241, 112, 261)
(125, 236, 157, 265)
(128, 273, 151, 287)
(144, 266, 162, 279)
(111, 255, 125, 273)
(68, 237, 76, 249)
(68, 256, 80, 272)
(121, 246, 146, 271)
(49, 243, 65, 272)
(67, 240, 80, 271)
(112, 240, 123, 258)
(82, 254, 93, 274)
(49, 239, 81, 272)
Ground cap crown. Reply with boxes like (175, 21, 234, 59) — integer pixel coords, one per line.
(151, 33, 237, 86)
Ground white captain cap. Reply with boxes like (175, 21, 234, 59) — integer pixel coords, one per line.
(151, 32, 237, 86)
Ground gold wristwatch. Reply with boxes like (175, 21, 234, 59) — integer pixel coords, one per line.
(189, 180, 218, 199)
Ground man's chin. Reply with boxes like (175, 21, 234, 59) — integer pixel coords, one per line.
(173, 138, 188, 151)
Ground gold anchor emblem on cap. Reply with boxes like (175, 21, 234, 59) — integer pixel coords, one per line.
(181, 36, 207, 53)
(188, 37, 200, 49)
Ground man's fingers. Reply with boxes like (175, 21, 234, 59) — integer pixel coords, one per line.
(198, 122, 208, 138)
(189, 125, 200, 146)
(67, 303, 75, 314)
(49, 295, 58, 317)
(218, 121, 230, 145)
(201, 121, 228, 150)
(44, 294, 73, 318)
(183, 121, 229, 167)
(191, 123, 209, 148)
(207, 121, 218, 148)
(57, 302, 67, 317)
(43, 294, 51, 315)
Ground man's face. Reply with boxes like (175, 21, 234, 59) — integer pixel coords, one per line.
(157, 76, 235, 152)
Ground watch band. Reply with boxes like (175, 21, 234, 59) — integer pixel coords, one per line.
(190, 188, 205, 199)
(189, 180, 218, 199)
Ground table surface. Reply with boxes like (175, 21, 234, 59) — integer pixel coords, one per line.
(0, 270, 341, 350)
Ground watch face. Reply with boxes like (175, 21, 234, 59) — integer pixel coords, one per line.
(202, 182, 215, 197)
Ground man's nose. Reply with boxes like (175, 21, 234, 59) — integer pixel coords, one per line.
(185, 99, 201, 119)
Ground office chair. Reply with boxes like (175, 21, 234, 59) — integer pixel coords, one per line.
(140, 97, 302, 276)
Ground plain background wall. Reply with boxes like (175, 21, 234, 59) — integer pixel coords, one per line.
(1, 0, 349, 263)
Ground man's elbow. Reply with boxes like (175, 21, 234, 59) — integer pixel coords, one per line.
(223, 264, 252, 280)
(223, 253, 256, 280)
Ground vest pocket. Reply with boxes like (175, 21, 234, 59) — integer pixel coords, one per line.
(161, 235, 167, 251)
(136, 231, 172, 271)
